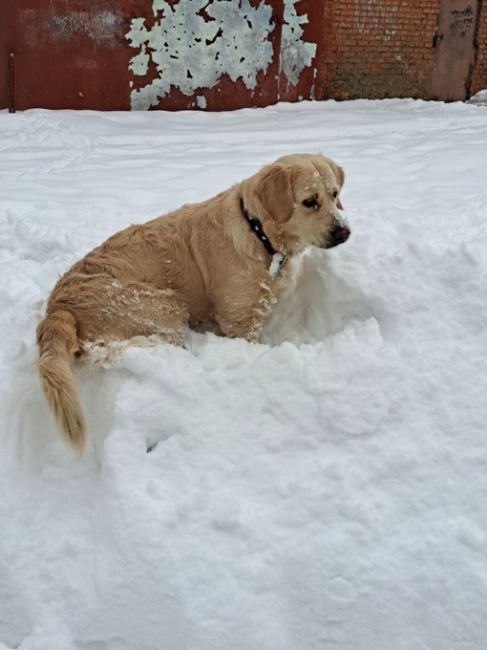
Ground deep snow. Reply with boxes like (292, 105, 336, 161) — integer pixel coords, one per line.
(1, 99, 487, 650)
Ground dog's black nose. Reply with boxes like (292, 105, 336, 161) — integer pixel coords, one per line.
(327, 224, 350, 248)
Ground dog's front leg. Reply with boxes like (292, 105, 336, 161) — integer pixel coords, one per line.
(217, 312, 264, 342)
(215, 289, 276, 343)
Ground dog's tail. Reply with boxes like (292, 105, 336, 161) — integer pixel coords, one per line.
(37, 310, 86, 452)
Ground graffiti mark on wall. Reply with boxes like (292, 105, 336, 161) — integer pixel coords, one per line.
(450, 4, 474, 36)
(50, 11, 122, 45)
(20, 8, 123, 49)
(126, 0, 317, 110)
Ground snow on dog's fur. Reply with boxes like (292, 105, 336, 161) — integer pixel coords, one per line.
(37, 153, 349, 451)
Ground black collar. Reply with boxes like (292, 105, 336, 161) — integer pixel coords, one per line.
(240, 199, 287, 277)
(240, 198, 279, 258)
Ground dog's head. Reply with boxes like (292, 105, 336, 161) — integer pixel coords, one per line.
(242, 153, 350, 256)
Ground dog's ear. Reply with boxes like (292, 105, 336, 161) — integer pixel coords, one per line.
(331, 162, 345, 210)
(330, 161, 345, 189)
(255, 163, 295, 222)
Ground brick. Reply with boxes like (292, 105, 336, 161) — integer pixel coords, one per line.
(316, 0, 485, 101)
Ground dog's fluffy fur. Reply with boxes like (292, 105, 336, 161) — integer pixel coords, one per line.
(37, 154, 349, 451)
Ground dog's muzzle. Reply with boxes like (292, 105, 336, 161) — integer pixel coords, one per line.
(326, 223, 351, 248)
(325, 208, 351, 249)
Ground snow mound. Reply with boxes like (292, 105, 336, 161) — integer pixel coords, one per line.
(1, 99, 487, 649)
(469, 89, 487, 105)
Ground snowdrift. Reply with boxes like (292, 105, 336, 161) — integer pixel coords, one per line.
(1, 99, 487, 649)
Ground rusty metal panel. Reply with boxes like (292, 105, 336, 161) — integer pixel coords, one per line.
(431, 0, 480, 101)
(1, 0, 147, 111)
(278, 0, 325, 102)
(0, 0, 321, 112)
(126, 0, 283, 111)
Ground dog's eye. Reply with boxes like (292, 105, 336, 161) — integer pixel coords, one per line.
(332, 190, 338, 200)
(302, 198, 318, 209)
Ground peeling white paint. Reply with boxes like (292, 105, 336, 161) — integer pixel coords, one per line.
(280, 0, 317, 88)
(196, 95, 207, 110)
(126, 0, 274, 110)
(130, 45, 150, 76)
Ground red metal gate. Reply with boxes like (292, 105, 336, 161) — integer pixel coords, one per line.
(0, 0, 324, 111)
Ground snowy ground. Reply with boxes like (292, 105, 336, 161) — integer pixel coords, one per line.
(1, 99, 487, 650)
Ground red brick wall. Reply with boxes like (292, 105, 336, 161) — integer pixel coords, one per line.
(471, 2, 487, 95)
(316, 0, 442, 100)
(316, 0, 487, 101)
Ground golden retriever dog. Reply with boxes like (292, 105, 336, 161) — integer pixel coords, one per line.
(37, 153, 350, 452)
